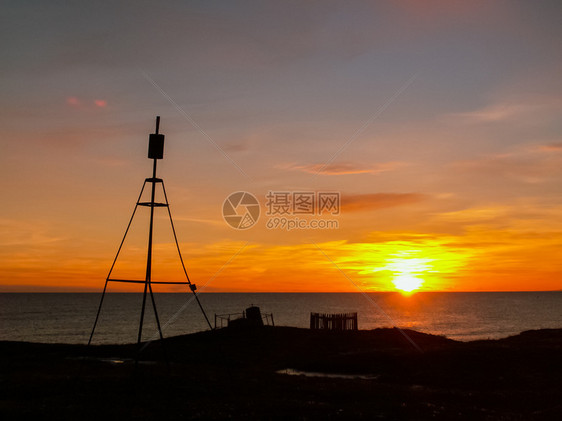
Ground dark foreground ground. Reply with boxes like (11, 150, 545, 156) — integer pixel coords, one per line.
(1, 326, 560, 420)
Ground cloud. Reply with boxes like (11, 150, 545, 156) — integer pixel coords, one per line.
(445, 96, 562, 124)
(172, 216, 224, 227)
(450, 142, 562, 183)
(436, 206, 509, 225)
(66, 96, 108, 109)
(223, 141, 251, 153)
(342, 193, 426, 212)
(66, 97, 80, 106)
(447, 103, 535, 123)
(0, 218, 64, 247)
(539, 142, 562, 152)
(432, 199, 562, 234)
(282, 161, 407, 175)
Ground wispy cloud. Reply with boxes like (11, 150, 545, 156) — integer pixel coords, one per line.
(450, 142, 562, 183)
(342, 193, 426, 212)
(436, 206, 509, 224)
(447, 103, 535, 123)
(445, 96, 562, 124)
(539, 142, 562, 152)
(0, 219, 65, 247)
(171, 216, 224, 226)
(222, 141, 251, 152)
(282, 161, 407, 176)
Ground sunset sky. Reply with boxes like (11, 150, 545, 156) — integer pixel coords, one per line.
(2, 0, 562, 292)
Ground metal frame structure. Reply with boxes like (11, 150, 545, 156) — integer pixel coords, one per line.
(88, 116, 212, 363)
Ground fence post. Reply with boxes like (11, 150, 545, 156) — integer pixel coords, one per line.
(310, 312, 358, 331)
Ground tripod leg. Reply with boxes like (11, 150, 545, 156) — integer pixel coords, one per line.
(136, 280, 149, 365)
(88, 279, 108, 346)
(90, 181, 146, 347)
(148, 283, 169, 367)
(161, 181, 213, 329)
(191, 288, 213, 330)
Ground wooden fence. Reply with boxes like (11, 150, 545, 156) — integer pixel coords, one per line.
(310, 312, 358, 331)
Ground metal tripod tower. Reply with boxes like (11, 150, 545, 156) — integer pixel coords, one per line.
(88, 116, 212, 361)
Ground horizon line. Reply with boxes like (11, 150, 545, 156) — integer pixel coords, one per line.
(1, 290, 560, 293)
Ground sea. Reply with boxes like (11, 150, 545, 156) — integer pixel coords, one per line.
(0, 292, 560, 345)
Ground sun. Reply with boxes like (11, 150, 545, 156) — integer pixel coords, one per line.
(389, 256, 430, 294)
(374, 251, 432, 294)
(392, 272, 423, 293)
(356, 238, 471, 294)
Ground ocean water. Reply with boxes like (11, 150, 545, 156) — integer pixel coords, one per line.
(0, 292, 560, 344)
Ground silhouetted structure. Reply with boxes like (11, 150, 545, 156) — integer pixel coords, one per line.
(88, 116, 212, 364)
(214, 305, 274, 329)
(310, 312, 358, 331)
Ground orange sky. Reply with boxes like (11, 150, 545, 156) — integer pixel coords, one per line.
(1, 1, 562, 292)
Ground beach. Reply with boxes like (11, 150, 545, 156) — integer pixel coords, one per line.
(2, 326, 560, 420)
